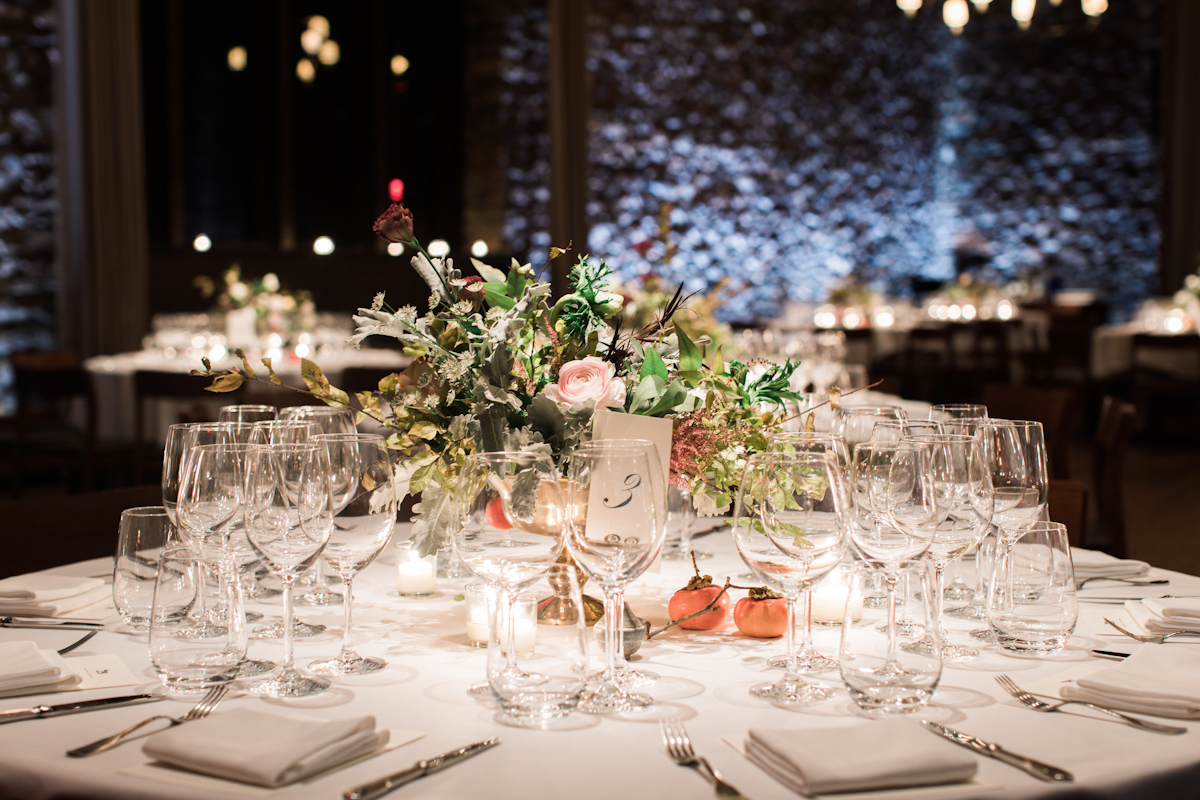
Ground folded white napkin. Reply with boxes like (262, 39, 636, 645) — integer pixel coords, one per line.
(143, 708, 389, 787)
(1061, 647, 1200, 719)
(1123, 598, 1200, 635)
(0, 574, 110, 618)
(1070, 549, 1150, 581)
(0, 641, 81, 697)
(747, 719, 977, 795)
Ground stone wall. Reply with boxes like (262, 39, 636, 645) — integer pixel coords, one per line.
(0, 0, 56, 413)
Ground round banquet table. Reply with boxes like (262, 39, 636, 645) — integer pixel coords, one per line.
(1, 527, 1198, 800)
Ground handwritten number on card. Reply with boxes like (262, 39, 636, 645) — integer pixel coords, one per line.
(603, 473, 641, 509)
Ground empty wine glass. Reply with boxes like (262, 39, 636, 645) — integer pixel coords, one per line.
(898, 434, 993, 663)
(218, 404, 277, 424)
(161, 423, 196, 527)
(833, 406, 908, 453)
(309, 433, 397, 676)
(244, 442, 335, 697)
(451, 452, 567, 700)
(281, 406, 356, 607)
(928, 406, 987, 603)
(564, 443, 664, 714)
(765, 431, 851, 673)
(733, 451, 848, 707)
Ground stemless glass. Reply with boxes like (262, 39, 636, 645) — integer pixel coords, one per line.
(733, 451, 848, 707)
(114, 506, 177, 632)
(765, 430, 852, 673)
(281, 406, 357, 606)
(840, 560, 941, 716)
(987, 521, 1077, 654)
(564, 443, 664, 714)
(149, 546, 246, 697)
(309, 433, 397, 676)
(452, 452, 567, 698)
(898, 434, 993, 663)
(243, 442, 336, 697)
(218, 404, 277, 424)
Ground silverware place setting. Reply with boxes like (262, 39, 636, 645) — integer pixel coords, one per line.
(922, 722, 1073, 783)
(661, 719, 748, 800)
(67, 684, 229, 757)
(1104, 618, 1200, 644)
(995, 674, 1186, 735)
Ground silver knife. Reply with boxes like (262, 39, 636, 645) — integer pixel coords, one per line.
(344, 737, 501, 800)
(0, 617, 105, 630)
(0, 693, 162, 724)
(923, 722, 1073, 782)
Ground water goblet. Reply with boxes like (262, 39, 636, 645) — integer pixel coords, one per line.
(733, 451, 848, 707)
(564, 443, 664, 714)
(243, 442, 336, 697)
(308, 433, 397, 676)
(987, 521, 1077, 654)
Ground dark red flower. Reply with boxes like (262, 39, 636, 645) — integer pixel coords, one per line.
(632, 239, 653, 256)
(373, 203, 414, 243)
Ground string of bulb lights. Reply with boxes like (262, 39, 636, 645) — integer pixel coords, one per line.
(898, 0, 1109, 34)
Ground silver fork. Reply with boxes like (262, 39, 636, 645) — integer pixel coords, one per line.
(1104, 618, 1200, 644)
(995, 674, 1185, 735)
(67, 684, 229, 757)
(660, 719, 748, 800)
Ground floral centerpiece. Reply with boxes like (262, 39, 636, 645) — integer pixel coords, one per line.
(198, 204, 803, 555)
(194, 265, 316, 340)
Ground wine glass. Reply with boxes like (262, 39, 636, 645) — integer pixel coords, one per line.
(451, 452, 566, 699)
(571, 438, 665, 691)
(929, 404, 988, 425)
(832, 406, 908, 453)
(898, 434, 993, 662)
(161, 422, 196, 527)
(564, 443, 664, 714)
(733, 451, 848, 707)
(982, 419, 1049, 642)
(281, 406, 357, 606)
(218, 404, 277, 424)
(249, 419, 321, 446)
(927, 405, 987, 604)
(243, 442, 336, 697)
(849, 440, 939, 680)
(765, 431, 851, 673)
(309, 433, 397, 676)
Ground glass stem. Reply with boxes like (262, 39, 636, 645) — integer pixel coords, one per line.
(931, 562, 947, 645)
(899, 572, 915, 624)
(782, 592, 801, 684)
(971, 539, 987, 609)
(281, 576, 295, 671)
(338, 576, 356, 660)
(502, 589, 519, 674)
(797, 589, 816, 656)
(603, 587, 624, 687)
(1003, 542, 1016, 615)
(885, 571, 900, 666)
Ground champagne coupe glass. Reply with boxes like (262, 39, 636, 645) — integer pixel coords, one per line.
(764, 431, 851, 673)
(451, 452, 566, 698)
(244, 442, 336, 697)
(571, 438, 665, 691)
(897, 434, 993, 663)
(849, 440, 939, 681)
(982, 419, 1048, 641)
(564, 443, 664, 714)
(733, 451, 848, 706)
(176, 443, 250, 638)
(280, 406, 356, 605)
(218, 404, 277, 424)
(309, 433, 397, 676)
(928, 404, 987, 603)
(869, 419, 941, 637)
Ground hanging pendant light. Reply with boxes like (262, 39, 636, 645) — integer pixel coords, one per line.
(897, 0, 923, 19)
(1011, 0, 1036, 29)
(970, 0, 991, 14)
(943, 0, 970, 34)
(1081, 0, 1108, 17)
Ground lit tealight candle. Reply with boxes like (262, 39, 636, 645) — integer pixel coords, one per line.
(811, 574, 864, 625)
(396, 541, 436, 597)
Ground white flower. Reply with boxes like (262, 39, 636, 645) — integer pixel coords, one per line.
(228, 282, 250, 302)
(262, 273, 281, 293)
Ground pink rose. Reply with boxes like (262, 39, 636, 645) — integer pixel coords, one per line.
(373, 203, 414, 243)
(545, 356, 626, 408)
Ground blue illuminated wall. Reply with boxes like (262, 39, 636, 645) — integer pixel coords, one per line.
(497, 0, 1161, 322)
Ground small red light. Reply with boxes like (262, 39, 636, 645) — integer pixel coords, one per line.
(388, 179, 405, 202)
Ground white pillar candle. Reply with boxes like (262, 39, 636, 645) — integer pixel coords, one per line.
(395, 541, 437, 596)
(811, 579, 864, 625)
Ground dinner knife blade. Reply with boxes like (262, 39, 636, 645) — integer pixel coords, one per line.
(0, 617, 105, 630)
(922, 722, 1073, 782)
(0, 694, 162, 724)
(344, 737, 501, 800)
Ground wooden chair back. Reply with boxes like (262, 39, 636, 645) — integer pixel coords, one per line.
(1092, 396, 1137, 557)
(980, 383, 1075, 479)
(11, 351, 96, 495)
(1048, 479, 1088, 548)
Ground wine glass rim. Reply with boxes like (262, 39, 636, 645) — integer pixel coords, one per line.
(985, 418, 1043, 428)
(219, 404, 276, 412)
(190, 442, 269, 453)
(835, 405, 906, 415)
(313, 432, 386, 442)
(120, 505, 172, 518)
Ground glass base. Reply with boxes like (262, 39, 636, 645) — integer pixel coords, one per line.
(767, 651, 839, 674)
(578, 685, 654, 715)
(244, 582, 281, 600)
(175, 620, 228, 639)
(251, 619, 327, 639)
(945, 603, 987, 621)
(248, 667, 331, 698)
(969, 628, 998, 643)
(876, 619, 925, 638)
(294, 586, 343, 606)
(901, 635, 979, 663)
(614, 667, 659, 689)
(237, 658, 276, 677)
(996, 632, 1069, 654)
(750, 678, 834, 707)
(308, 653, 388, 676)
(847, 684, 933, 716)
(943, 581, 973, 601)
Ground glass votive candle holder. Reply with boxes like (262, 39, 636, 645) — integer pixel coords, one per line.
(465, 582, 536, 656)
(811, 563, 864, 625)
(395, 540, 437, 597)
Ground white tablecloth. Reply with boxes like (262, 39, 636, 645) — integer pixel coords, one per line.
(1092, 325, 1200, 381)
(84, 349, 409, 445)
(1, 528, 1197, 800)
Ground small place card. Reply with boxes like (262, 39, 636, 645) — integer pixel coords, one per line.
(587, 411, 673, 551)
(71, 653, 140, 691)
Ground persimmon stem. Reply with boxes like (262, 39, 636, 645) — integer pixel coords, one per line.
(646, 579, 732, 639)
